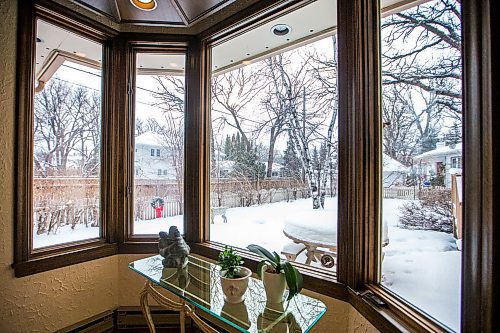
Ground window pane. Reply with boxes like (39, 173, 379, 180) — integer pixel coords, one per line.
(380, 1, 462, 330)
(209, 0, 338, 273)
(133, 53, 185, 235)
(33, 20, 103, 249)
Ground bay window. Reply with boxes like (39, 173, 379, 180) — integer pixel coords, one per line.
(14, 0, 496, 331)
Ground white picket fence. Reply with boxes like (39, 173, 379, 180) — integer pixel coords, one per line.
(383, 186, 447, 199)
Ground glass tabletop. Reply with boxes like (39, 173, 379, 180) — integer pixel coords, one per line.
(129, 255, 327, 333)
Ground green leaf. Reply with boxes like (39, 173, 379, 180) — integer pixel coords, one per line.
(282, 261, 303, 301)
(272, 251, 283, 272)
(256, 261, 267, 278)
(247, 244, 278, 264)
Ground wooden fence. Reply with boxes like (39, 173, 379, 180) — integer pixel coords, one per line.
(210, 187, 310, 208)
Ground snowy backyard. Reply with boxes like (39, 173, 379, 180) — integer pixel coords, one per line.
(35, 196, 460, 330)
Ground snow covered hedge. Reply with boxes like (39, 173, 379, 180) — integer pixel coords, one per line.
(398, 190, 454, 233)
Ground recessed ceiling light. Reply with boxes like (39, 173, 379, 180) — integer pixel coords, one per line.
(130, 0, 157, 11)
(271, 24, 292, 36)
(36, 37, 43, 43)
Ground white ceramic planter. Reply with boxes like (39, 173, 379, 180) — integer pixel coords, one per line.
(220, 266, 252, 303)
(262, 266, 286, 303)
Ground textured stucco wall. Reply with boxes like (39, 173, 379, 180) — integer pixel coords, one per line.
(0, 1, 119, 332)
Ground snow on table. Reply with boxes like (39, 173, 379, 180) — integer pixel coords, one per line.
(283, 210, 337, 248)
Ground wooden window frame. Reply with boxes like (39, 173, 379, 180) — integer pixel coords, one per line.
(118, 36, 192, 253)
(13, 1, 119, 277)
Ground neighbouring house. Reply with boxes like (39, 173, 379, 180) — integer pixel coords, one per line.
(134, 132, 176, 179)
(214, 160, 287, 178)
(383, 154, 408, 187)
(413, 142, 462, 188)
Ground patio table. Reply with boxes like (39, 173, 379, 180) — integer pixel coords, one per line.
(129, 254, 327, 333)
(283, 220, 337, 268)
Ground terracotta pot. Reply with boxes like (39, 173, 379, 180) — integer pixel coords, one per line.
(220, 266, 252, 303)
(262, 265, 286, 303)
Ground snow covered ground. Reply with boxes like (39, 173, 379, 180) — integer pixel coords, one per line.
(382, 199, 461, 331)
(33, 224, 100, 249)
(34, 197, 460, 330)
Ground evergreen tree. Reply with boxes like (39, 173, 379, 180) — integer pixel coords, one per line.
(445, 121, 462, 146)
(283, 138, 302, 178)
(224, 135, 231, 159)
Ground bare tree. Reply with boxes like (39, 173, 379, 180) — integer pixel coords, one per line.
(34, 79, 100, 177)
(382, 0, 462, 118)
(211, 67, 267, 151)
(266, 50, 334, 209)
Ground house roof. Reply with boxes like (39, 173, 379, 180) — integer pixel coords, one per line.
(414, 143, 462, 161)
(135, 132, 165, 147)
(383, 154, 408, 172)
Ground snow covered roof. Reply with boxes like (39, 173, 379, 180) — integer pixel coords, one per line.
(383, 154, 408, 172)
(135, 132, 165, 147)
(217, 160, 235, 170)
(272, 162, 285, 171)
(414, 143, 462, 161)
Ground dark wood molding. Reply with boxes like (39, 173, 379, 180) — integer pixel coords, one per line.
(337, 0, 382, 288)
(348, 288, 414, 333)
(365, 285, 453, 333)
(14, 1, 118, 276)
(461, 0, 498, 332)
(14, 1, 37, 265)
(199, 0, 305, 44)
(34, 0, 118, 39)
(184, 37, 208, 243)
(14, 243, 118, 277)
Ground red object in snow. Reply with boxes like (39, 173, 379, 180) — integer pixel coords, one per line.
(155, 206, 163, 218)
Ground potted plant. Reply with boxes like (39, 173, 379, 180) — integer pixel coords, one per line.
(217, 245, 252, 303)
(150, 197, 165, 218)
(247, 244, 303, 303)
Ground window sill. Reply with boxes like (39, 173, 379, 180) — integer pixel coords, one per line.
(13, 242, 118, 277)
(346, 285, 455, 333)
(189, 241, 349, 301)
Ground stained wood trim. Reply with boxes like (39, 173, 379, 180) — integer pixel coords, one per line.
(461, 0, 497, 332)
(184, 37, 208, 243)
(14, 243, 118, 277)
(34, 0, 118, 39)
(14, 1, 118, 276)
(200, 0, 306, 45)
(337, 0, 382, 288)
(15, 1, 37, 265)
(122, 40, 188, 243)
(365, 285, 453, 333)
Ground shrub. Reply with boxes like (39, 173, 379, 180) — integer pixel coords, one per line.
(399, 190, 454, 233)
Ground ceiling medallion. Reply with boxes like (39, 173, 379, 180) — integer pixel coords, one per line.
(130, 0, 157, 11)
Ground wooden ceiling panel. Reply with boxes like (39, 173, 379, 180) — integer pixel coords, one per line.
(173, 0, 234, 24)
(72, 0, 120, 20)
(117, 0, 184, 24)
(70, 0, 238, 26)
